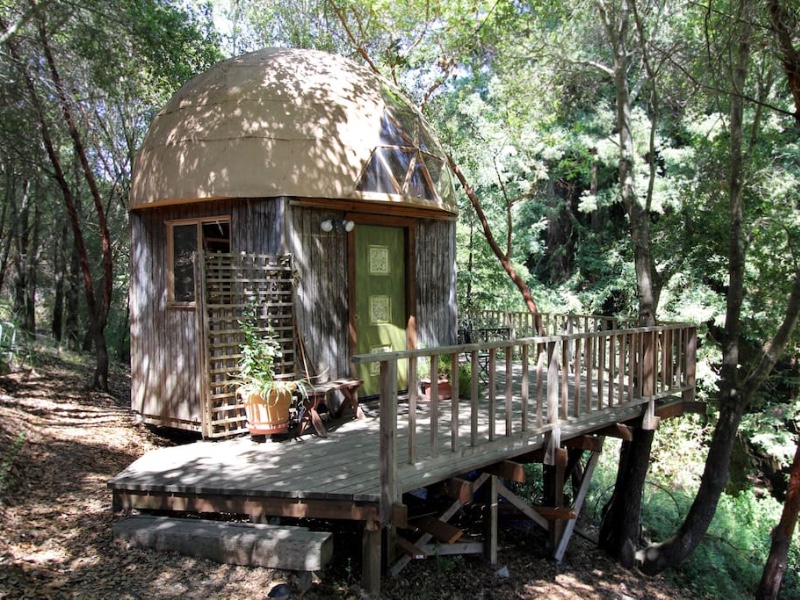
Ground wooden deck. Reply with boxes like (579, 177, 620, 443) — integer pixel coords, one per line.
(110, 319, 698, 595)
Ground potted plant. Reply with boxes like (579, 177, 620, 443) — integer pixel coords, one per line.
(418, 355, 473, 401)
(236, 314, 305, 436)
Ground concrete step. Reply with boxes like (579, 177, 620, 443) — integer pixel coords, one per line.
(113, 515, 333, 571)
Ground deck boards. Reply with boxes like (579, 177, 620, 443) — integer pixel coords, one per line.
(110, 366, 674, 517)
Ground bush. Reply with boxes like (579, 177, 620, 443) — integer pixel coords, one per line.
(663, 489, 799, 599)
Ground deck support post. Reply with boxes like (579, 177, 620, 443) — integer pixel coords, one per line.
(378, 358, 400, 574)
(544, 448, 568, 551)
(362, 520, 382, 596)
(483, 474, 498, 564)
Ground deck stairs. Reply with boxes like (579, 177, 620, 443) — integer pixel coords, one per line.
(113, 515, 333, 571)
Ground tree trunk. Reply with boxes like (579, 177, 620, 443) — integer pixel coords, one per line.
(52, 221, 67, 343)
(0, 175, 11, 295)
(65, 239, 81, 350)
(599, 428, 654, 567)
(757, 440, 800, 599)
(2, 6, 114, 389)
(593, 0, 659, 562)
(11, 179, 36, 334)
(637, 4, 754, 571)
(638, 396, 748, 573)
(36, 14, 113, 390)
(448, 155, 541, 321)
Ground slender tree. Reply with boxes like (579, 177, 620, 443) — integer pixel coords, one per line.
(757, 436, 800, 599)
(637, 0, 800, 572)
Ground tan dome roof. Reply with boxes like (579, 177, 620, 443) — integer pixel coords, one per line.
(130, 48, 456, 214)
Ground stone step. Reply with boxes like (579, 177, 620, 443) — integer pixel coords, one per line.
(113, 515, 333, 571)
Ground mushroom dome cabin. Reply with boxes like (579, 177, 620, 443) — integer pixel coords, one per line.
(129, 48, 457, 437)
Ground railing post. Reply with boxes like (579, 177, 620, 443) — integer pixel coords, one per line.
(379, 358, 399, 526)
(408, 356, 418, 465)
(683, 326, 697, 402)
(544, 341, 561, 466)
(642, 329, 659, 430)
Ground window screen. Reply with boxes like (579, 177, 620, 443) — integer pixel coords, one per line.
(168, 218, 230, 304)
(172, 224, 198, 303)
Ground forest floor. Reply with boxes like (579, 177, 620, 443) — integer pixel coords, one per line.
(0, 349, 698, 599)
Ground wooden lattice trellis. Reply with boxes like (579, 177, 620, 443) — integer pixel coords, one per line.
(195, 252, 296, 438)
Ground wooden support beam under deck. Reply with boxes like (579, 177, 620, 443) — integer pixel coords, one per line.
(564, 435, 604, 453)
(430, 477, 478, 503)
(656, 399, 707, 419)
(595, 423, 634, 441)
(112, 491, 380, 522)
(482, 460, 526, 483)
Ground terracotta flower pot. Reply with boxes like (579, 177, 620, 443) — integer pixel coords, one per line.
(420, 378, 452, 401)
(242, 389, 292, 434)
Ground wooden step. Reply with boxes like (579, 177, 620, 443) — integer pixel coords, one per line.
(415, 517, 464, 544)
(113, 515, 333, 571)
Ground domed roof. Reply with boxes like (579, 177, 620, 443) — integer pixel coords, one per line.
(130, 48, 456, 214)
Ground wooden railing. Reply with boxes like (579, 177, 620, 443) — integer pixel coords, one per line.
(460, 309, 637, 337)
(351, 320, 697, 525)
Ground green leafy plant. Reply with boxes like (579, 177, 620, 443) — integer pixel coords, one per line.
(418, 354, 475, 398)
(236, 313, 306, 399)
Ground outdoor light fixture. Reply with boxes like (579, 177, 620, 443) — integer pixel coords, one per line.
(320, 218, 355, 234)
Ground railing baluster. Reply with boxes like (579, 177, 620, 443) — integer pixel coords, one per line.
(451, 352, 459, 452)
(608, 333, 615, 407)
(408, 356, 417, 465)
(560, 341, 568, 419)
(488, 349, 496, 441)
(618, 332, 626, 404)
(430, 354, 439, 457)
(586, 335, 594, 413)
(536, 349, 545, 428)
(573, 337, 581, 418)
(471, 351, 479, 446)
(505, 347, 513, 436)
(521, 344, 529, 431)
(597, 334, 605, 410)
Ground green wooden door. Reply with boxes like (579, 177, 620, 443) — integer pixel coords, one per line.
(354, 224, 407, 396)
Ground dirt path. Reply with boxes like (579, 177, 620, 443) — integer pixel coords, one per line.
(0, 351, 695, 599)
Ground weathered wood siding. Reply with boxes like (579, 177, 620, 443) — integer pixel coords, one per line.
(131, 196, 455, 432)
(130, 198, 286, 431)
(287, 205, 351, 380)
(415, 218, 457, 348)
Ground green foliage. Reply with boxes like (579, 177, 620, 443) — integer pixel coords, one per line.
(667, 490, 800, 599)
(237, 314, 283, 397)
(584, 432, 800, 599)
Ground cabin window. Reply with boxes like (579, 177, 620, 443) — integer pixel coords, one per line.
(167, 217, 230, 304)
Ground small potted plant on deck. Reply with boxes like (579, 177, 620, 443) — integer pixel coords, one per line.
(419, 355, 473, 400)
(237, 314, 306, 436)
